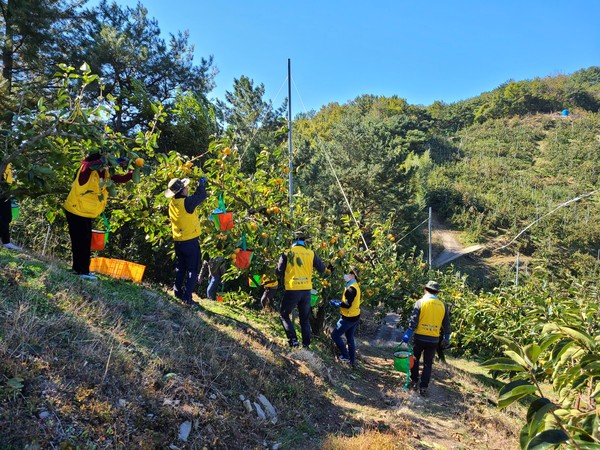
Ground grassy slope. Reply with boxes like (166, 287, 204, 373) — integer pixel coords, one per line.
(0, 249, 522, 449)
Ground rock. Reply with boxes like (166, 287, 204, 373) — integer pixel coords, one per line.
(239, 394, 245, 401)
(243, 399, 253, 413)
(118, 399, 127, 407)
(39, 411, 50, 420)
(178, 421, 192, 442)
(272, 443, 282, 450)
(254, 402, 266, 420)
(258, 394, 278, 424)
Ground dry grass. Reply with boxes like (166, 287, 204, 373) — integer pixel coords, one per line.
(322, 429, 411, 449)
(1, 249, 524, 449)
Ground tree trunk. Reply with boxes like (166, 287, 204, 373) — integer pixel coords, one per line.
(1, 0, 14, 90)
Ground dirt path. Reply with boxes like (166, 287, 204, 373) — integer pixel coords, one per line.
(431, 213, 483, 268)
(321, 333, 521, 449)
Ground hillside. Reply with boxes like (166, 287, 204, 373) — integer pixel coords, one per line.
(0, 248, 523, 449)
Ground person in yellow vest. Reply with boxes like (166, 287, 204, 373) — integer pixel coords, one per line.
(63, 153, 133, 280)
(276, 230, 326, 348)
(1, 163, 22, 250)
(165, 176, 208, 306)
(260, 272, 279, 310)
(330, 267, 361, 366)
(402, 280, 451, 396)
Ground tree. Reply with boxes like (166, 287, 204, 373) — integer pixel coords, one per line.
(218, 75, 287, 173)
(76, 0, 216, 133)
(0, 0, 85, 91)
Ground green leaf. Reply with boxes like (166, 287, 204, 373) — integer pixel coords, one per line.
(505, 350, 530, 368)
(526, 429, 568, 450)
(524, 343, 542, 366)
(526, 397, 553, 423)
(481, 357, 526, 372)
(498, 382, 538, 409)
(7, 378, 24, 390)
(556, 326, 595, 350)
(527, 399, 556, 447)
(494, 334, 522, 354)
(500, 379, 534, 397)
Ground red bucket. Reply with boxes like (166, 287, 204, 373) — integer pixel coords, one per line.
(90, 230, 107, 251)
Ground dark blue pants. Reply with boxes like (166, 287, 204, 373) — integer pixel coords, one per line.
(280, 290, 311, 347)
(332, 316, 359, 364)
(207, 275, 221, 300)
(410, 338, 438, 388)
(173, 239, 200, 304)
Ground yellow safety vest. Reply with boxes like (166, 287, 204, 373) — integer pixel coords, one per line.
(63, 167, 108, 218)
(169, 197, 201, 241)
(3, 163, 13, 184)
(284, 245, 314, 290)
(340, 282, 361, 318)
(415, 296, 446, 337)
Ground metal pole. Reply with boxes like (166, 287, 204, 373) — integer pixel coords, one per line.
(287, 58, 293, 219)
(515, 252, 520, 286)
(428, 207, 432, 268)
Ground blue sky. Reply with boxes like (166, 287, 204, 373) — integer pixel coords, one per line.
(94, 0, 599, 113)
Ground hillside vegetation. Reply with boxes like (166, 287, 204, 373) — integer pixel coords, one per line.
(1, 248, 524, 449)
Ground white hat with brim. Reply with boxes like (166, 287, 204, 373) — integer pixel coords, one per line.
(165, 178, 190, 198)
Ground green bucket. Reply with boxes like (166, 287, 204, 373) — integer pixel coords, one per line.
(10, 201, 19, 221)
(310, 289, 319, 307)
(248, 274, 261, 288)
(393, 350, 412, 372)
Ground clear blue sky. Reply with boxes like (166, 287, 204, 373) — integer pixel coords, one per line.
(95, 0, 599, 113)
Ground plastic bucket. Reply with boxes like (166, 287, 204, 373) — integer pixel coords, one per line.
(393, 351, 414, 371)
(217, 212, 234, 231)
(310, 289, 319, 307)
(248, 274, 261, 288)
(10, 203, 19, 221)
(235, 250, 253, 269)
(90, 230, 107, 251)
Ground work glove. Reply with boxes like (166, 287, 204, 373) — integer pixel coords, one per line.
(402, 329, 413, 343)
(198, 177, 207, 187)
(441, 333, 451, 349)
(329, 300, 342, 307)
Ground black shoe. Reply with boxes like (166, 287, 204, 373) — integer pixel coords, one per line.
(338, 355, 351, 364)
(289, 339, 299, 348)
(408, 380, 419, 390)
(419, 387, 428, 396)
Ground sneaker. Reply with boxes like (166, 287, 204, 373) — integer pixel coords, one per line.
(408, 380, 419, 391)
(419, 387, 428, 397)
(289, 339, 299, 348)
(338, 355, 351, 364)
(3, 243, 22, 251)
(80, 273, 98, 280)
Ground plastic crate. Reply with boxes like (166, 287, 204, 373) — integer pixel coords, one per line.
(90, 257, 110, 273)
(90, 257, 145, 283)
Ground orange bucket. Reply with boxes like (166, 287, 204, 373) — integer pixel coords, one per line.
(235, 250, 253, 269)
(217, 212, 234, 231)
(90, 230, 107, 251)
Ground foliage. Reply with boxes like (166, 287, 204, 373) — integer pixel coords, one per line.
(217, 75, 287, 173)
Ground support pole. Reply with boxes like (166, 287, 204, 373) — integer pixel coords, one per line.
(428, 207, 432, 268)
(42, 224, 52, 256)
(287, 58, 293, 219)
(515, 252, 520, 286)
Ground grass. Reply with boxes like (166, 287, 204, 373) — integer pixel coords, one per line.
(0, 248, 524, 449)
